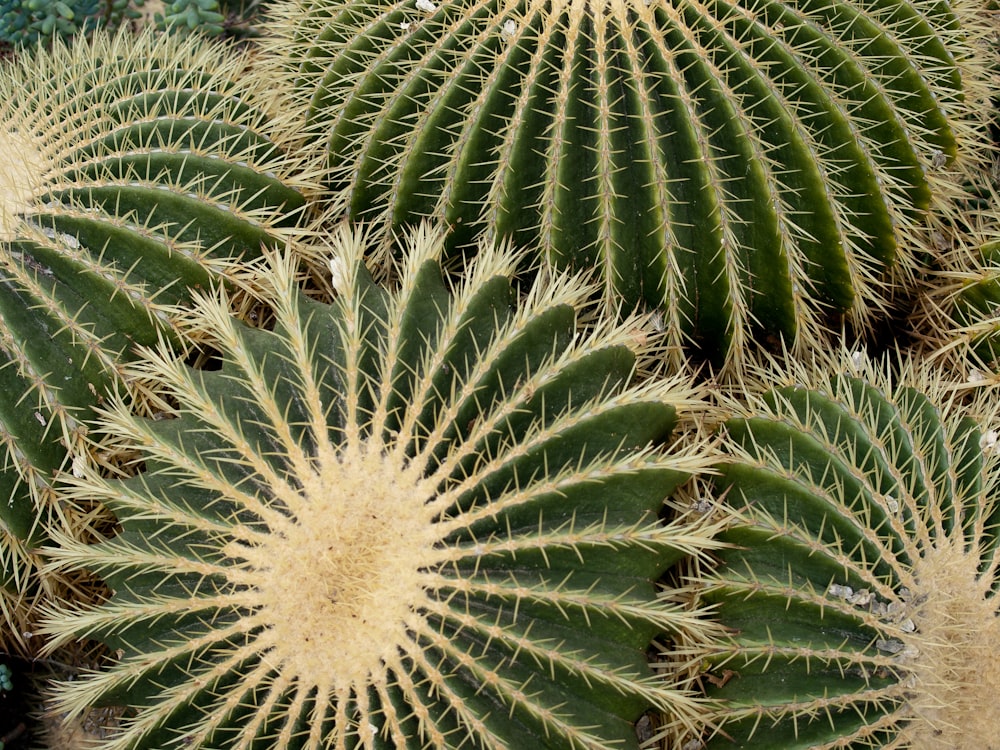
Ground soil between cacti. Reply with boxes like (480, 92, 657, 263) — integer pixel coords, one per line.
(0, 655, 31, 749)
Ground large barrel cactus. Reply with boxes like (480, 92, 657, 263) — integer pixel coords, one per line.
(258, 0, 994, 368)
(41, 224, 723, 749)
(696, 351, 1000, 748)
(0, 28, 316, 656)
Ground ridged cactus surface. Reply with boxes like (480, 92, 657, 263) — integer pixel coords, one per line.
(0, 28, 316, 548)
(41, 225, 721, 749)
(697, 352, 1000, 748)
(260, 0, 993, 367)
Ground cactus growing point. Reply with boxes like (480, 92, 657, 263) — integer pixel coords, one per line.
(40, 224, 724, 749)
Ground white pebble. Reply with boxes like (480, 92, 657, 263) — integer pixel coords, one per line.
(980, 429, 998, 454)
(828, 583, 853, 599)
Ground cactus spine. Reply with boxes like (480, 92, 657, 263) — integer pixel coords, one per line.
(695, 350, 1000, 748)
(258, 0, 995, 369)
(41, 224, 723, 749)
(0, 28, 317, 657)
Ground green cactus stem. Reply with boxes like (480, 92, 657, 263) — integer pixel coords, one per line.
(257, 0, 996, 370)
(693, 350, 1000, 749)
(40, 223, 723, 749)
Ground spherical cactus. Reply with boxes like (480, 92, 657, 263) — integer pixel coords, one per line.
(40, 224, 722, 749)
(0, 27, 319, 659)
(694, 350, 1000, 748)
(0, 27, 315, 253)
(0, 27, 318, 543)
(257, 0, 995, 369)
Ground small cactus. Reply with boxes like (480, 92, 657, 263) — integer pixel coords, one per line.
(257, 0, 996, 369)
(41, 224, 722, 749)
(694, 350, 1000, 748)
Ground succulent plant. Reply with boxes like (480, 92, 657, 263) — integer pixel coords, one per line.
(694, 350, 1000, 748)
(154, 0, 227, 34)
(0, 0, 137, 47)
(0, 27, 318, 658)
(911, 233, 1000, 376)
(152, 0, 274, 37)
(257, 0, 996, 369)
(40, 224, 723, 749)
(0, 26, 316, 537)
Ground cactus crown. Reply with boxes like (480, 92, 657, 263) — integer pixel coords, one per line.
(698, 350, 1000, 748)
(41, 225, 722, 749)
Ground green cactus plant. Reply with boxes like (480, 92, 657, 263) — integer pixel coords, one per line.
(692, 349, 1000, 748)
(256, 0, 996, 369)
(0, 27, 318, 657)
(911, 233, 1000, 376)
(0, 26, 316, 538)
(40, 223, 724, 749)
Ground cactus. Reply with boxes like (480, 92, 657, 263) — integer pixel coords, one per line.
(150, 0, 272, 38)
(693, 350, 1000, 748)
(0, 26, 315, 538)
(0, 27, 318, 659)
(911, 234, 1000, 376)
(40, 224, 723, 749)
(257, 0, 996, 369)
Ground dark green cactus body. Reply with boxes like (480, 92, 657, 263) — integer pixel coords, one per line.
(698, 355, 1000, 748)
(42, 226, 719, 749)
(0, 30, 314, 550)
(263, 0, 987, 368)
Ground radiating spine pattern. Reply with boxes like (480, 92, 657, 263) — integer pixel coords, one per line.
(41, 225, 722, 749)
(697, 352, 1000, 748)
